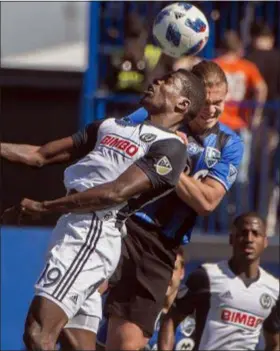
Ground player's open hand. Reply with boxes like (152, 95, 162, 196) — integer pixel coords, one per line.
(176, 131, 188, 145)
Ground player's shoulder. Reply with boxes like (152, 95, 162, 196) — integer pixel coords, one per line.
(259, 266, 280, 298)
(142, 122, 183, 142)
(217, 122, 243, 144)
(201, 260, 229, 278)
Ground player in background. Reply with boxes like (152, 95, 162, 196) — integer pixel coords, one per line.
(263, 296, 280, 351)
(158, 212, 279, 350)
(104, 61, 244, 351)
(1, 69, 206, 351)
(96, 248, 196, 351)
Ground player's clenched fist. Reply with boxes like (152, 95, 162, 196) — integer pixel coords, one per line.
(20, 198, 46, 214)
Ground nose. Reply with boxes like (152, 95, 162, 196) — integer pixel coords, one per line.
(244, 230, 254, 243)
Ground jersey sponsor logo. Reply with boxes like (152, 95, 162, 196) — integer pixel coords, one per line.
(204, 147, 221, 168)
(221, 306, 263, 331)
(155, 156, 172, 176)
(260, 293, 273, 309)
(227, 164, 238, 184)
(140, 133, 157, 143)
(100, 135, 139, 157)
(187, 142, 204, 156)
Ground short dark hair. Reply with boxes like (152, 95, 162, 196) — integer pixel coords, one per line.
(220, 30, 243, 53)
(175, 69, 206, 121)
(250, 21, 273, 39)
(232, 212, 267, 230)
(192, 60, 228, 91)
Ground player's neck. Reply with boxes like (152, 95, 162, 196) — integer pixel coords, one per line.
(149, 113, 183, 132)
(229, 257, 260, 280)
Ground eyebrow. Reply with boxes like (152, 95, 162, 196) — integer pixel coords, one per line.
(206, 99, 223, 105)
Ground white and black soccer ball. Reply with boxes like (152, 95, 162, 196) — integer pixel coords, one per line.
(153, 2, 209, 58)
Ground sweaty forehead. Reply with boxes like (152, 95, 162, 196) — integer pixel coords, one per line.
(239, 217, 265, 232)
(206, 83, 227, 103)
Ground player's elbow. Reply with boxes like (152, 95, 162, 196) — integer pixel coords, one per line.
(196, 202, 215, 216)
(106, 185, 127, 205)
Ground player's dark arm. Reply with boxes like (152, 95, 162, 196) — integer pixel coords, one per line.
(0, 120, 102, 167)
(264, 330, 280, 351)
(22, 164, 153, 214)
(263, 297, 280, 351)
(158, 307, 188, 350)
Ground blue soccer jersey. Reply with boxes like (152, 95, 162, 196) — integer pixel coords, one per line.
(124, 108, 244, 244)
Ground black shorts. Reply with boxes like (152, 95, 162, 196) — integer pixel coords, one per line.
(105, 216, 179, 337)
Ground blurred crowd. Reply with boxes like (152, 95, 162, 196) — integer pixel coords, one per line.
(99, 12, 280, 236)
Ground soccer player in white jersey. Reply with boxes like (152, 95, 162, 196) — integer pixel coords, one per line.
(1, 70, 206, 350)
(158, 212, 279, 350)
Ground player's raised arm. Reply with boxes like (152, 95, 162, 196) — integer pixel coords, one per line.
(176, 135, 244, 215)
(0, 120, 103, 167)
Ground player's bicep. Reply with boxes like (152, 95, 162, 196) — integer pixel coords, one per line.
(111, 164, 153, 202)
(135, 139, 187, 189)
(201, 177, 226, 207)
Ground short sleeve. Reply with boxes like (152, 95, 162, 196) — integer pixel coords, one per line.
(207, 135, 244, 191)
(135, 138, 187, 189)
(71, 120, 104, 158)
(247, 62, 265, 87)
(263, 297, 280, 333)
(174, 266, 210, 315)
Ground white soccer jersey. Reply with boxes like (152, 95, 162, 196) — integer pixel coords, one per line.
(175, 260, 279, 350)
(64, 117, 187, 222)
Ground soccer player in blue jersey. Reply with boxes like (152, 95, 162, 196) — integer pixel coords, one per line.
(104, 60, 244, 351)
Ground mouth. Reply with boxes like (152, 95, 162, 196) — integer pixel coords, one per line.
(243, 246, 255, 254)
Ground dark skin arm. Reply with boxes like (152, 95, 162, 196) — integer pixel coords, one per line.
(1, 137, 75, 167)
(20, 164, 152, 215)
(264, 330, 280, 351)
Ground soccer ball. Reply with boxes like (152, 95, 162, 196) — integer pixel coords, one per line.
(153, 2, 209, 58)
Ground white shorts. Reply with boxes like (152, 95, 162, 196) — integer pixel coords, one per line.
(35, 212, 121, 333)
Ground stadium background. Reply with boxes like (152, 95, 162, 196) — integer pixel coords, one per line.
(1, 2, 279, 350)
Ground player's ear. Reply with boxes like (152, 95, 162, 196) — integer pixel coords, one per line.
(176, 97, 190, 114)
(263, 236, 268, 249)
